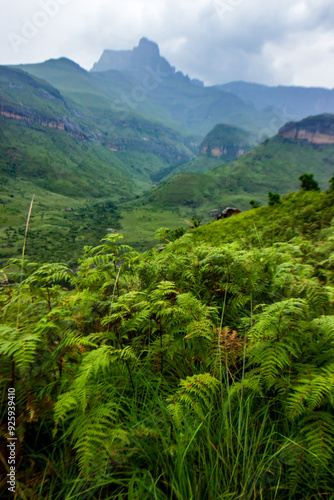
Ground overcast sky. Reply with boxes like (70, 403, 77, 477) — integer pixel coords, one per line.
(1, 0, 334, 88)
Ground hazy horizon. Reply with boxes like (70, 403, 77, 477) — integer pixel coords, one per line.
(1, 0, 334, 88)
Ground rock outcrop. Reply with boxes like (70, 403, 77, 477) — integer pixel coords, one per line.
(279, 114, 334, 145)
(217, 207, 241, 220)
(0, 104, 87, 139)
(201, 145, 246, 158)
(91, 38, 204, 88)
(200, 124, 253, 159)
(91, 37, 175, 77)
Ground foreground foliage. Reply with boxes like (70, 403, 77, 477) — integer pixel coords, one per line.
(1, 191, 334, 499)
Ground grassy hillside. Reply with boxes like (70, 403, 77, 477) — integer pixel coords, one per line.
(15, 56, 274, 138)
(0, 118, 137, 197)
(0, 65, 70, 120)
(15, 58, 183, 130)
(4, 64, 194, 165)
(156, 155, 225, 180)
(3, 120, 334, 263)
(155, 123, 256, 181)
(192, 188, 334, 247)
(139, 135, 334, 214)
(0, 66, 198, 262)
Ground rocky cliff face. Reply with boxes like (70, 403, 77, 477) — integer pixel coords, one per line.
(91, 37, 175, 77)
(201, 145, 245, 158)
(200, 124, 253, 160)
(0, 104, 190, 163)
(0, 104, 86, 138)
(279, 114, 334, 144)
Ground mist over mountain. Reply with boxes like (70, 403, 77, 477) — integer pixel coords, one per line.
(89, 38, 334, 137)
(218, 81, 334, 122)
(13, 38, 334, 141)
(91, 37, 205, 87)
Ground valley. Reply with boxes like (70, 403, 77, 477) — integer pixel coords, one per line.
(1, 31, 334, 499)
(2, 40, 334, 264)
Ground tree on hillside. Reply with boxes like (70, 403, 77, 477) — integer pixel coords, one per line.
(268, 192, 281, 206)
(299, 174, 320, 191)
(249, 200, 261, 209)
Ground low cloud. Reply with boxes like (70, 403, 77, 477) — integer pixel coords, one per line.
(1, 0, 334, 88)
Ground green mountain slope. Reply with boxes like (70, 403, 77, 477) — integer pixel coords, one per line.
(191, 189, 334, 247)
(156, 124, 255, 181)
(15, 39, 273, 138)
(10, 60, 195, 164)
(139, 117, 334, 216)
(0, 64, 202, 194)
(154, 156, 225, 181)
(0, 66, 142, 196)
(0, 66, 193, 262)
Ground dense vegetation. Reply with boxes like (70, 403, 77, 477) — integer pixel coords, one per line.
(1, 186, 334, 499)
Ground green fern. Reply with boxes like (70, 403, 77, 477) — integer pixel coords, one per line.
(167, 373, 219, 430)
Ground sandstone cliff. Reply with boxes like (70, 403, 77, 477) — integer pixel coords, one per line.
(200, 123, 254, 159)
(279, 114, 334, 144)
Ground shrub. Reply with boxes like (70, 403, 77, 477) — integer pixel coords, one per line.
(299, 174, 320, 191)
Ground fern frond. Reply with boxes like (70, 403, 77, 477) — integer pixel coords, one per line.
(248, 298, 308, 342)
(250, 340, 295, 388)
(287, 368, 334, 419)
(0, 325, 41, 371)
(70, 400, 118, 476)
(300, 411, 334, 465)
(166, 373, 219, 430)
(54, 392, 78, 424)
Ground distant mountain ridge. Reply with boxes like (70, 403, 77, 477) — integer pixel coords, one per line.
(217, 81, 334, 121)
(90, 39, 334, 138)
(14, 54, 268, 137)
(9, 38, 334, 140)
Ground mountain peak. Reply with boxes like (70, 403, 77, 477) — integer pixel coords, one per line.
(91, 38, 173, 75)
(136, 37, 160, 56)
